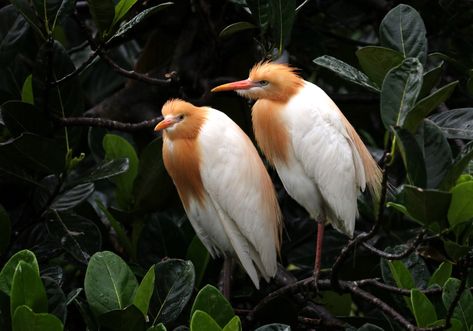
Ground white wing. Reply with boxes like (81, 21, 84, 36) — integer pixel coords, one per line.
(197, 108, 281, 288)
(283, 82, 365, 236)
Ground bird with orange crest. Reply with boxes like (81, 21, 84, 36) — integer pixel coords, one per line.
(212, 62, 382, 284)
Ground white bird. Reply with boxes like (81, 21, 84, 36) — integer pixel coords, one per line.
(211, 62, 382, 283)
(154, 99, 282, 293)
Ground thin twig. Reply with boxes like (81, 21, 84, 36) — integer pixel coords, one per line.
(362, 229, 427, 260)
(55, 116, 163, 132)
(50, 48, 100, 86)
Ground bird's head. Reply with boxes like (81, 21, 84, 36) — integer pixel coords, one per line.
(154, 99, 207, 140)
(211, 61, 304, 102)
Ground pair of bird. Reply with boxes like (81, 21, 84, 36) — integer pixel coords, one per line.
(154, 62, 382, 293)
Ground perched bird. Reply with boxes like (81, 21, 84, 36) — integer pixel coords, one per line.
(154, 99, 282, 293)
(212, 62, 382, 282)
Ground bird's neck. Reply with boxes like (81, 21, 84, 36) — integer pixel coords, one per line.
(252, 99, 290, 165)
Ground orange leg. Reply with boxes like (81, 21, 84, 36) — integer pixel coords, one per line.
(313, 222, 324, 288)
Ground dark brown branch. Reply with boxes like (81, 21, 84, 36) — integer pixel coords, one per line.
(55, 116, 163, 132)
(355, 278, 442, 296)
(362, 229, 427, 260)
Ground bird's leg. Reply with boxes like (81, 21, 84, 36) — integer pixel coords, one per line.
(222, 257, 233, 300)
(313, 221, 325, 289)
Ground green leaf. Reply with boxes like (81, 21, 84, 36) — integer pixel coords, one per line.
(0, 204, 11, 255)
(12, 305, 63, 331)
(222, 316, 242, 331)
(67, 158, 130, 186)
(443, 240, 470, 261)
(10, 261, 48, 318)
(96, 201, 133, 258)
(47, 213, 102, 264)
(103, 134, 139, 209)
(440, 141, 473, 190)
(84, 251, 138, 316)
(379, 4, 427, 64)
(422, 120, 453, 189)
(419, 61, 444, 98)
(411, 289, 437, 327)
(392, 127, 427, 187)
(153, 259, 195, 324)
(443, 278, 473, 329)
(86, 0, 115, 34)
(98, 305, 146, 331)
(133, 266, 155, 317)
(430, 108, 473, 140)
(246, 0, 270, 33)
(313, 55, 379, 92)
(0, 5, 31, 66)
(147, 324, 167, 331)
(269, 0, 296, 56)
(1, 101, 52, 137)
(112, 0, 138, 28)
(380, 58, 423, 129)
(219, 22, 256, 39)
(448, 181, 473, 226)
(387, 260, 415, 289)
(254, 324, 291, 331)
(191, 285, 234, 328)
(107, 3, 173, 43)
(190, 310, 222, 331)
(0, 250, 39, 296)
(428, 262, 452, 288)
(427, 318, 463, 331)
(356, 46, 404, 86)
(21, 74, 33, 104)
(405, 81, 458, 133)
(402, 185, 451, 227)
(319, 291, 352, 316)
(186, 236, 210, 289)
(50, 183, 95, 211)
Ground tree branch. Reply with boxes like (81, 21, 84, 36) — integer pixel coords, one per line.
(55, 116, 163, 132)
(362, 229, 427, 260)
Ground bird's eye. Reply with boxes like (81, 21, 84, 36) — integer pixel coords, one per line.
(177, 114, 185, 121)
(259, 80, 269, 86)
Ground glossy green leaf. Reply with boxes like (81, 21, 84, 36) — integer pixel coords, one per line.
(440, 141, 473, 190)
(47, 213, 102, 264)
(21, 74, 33, 104)
(0, 5, 31, 66)
(112, 0, 137, 28)
(133, 266, 155, 317)
(67, 158, 130, 186)
(392, 127, 426, 187)
(411, 289, 437, 327)
(430, 108, 473, 140)
(428, 262, 452, 288)
(12, 305, 63, 331)
(387, 260, 414, 289)
(103, 134, 139, 209)
(10, 261, 48, 318)
(443, 278, 473, 329)
(190, 310, 222, 331)
(254, 324, 291, 331)
(405, 81, 458, 133)
(0, 204, 11, 255)
(356, 46, 404, 86)
(222, 316, 242, 331)
(422, 120, 453, 189)
(269, 0, 296, 56)
(419, 62, 444, 98)
(0, 250, 39, 296)
(402, 185, 451, 226)
(219, 22, 256, 39)
(1, 101, 51, 137)
(313, 55, 379, 92)
(191, 285, 234, 328)
(427, 318, 462, 331)
(50, 183, 95, 211)
(186, 236, 210, 289)
(379, 4, 427, 64)
(153, 259, 195, 324)
(107, 3, 173, 43)
(98, 305, 146, 331)
(86, 0, 115, 34)
(381, 58, 423, 129)
(448, 181, 473, 226)
(84, 251, 138, 316)
(246, 0, 270, 33)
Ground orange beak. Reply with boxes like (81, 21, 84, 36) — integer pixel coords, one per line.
(211, 79, 256, 92)
(154, 117, 176, 131)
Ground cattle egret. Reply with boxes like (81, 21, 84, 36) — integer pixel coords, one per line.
(212, 62, 382, 284)
(154, 99, 282, 293)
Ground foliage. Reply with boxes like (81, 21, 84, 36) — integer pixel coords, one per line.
(1, 0, 473, 330)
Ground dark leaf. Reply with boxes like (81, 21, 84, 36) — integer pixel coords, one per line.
(98, 305, 146, 331)
(12, 305, 63, 331)
(147, 323, 167, 331)
(47, 213, 102, 264)
(219, 22, 256, 39)
(54, 0, 75, 27)
(0, 204, 11, 255)
(439, 141, 473, 190)
(9, 0, 44, 38)
(402, 185, 451, 226)
(419, 61, 444, 98)
(0, 249, 39, 296)
(153, 259, 195, 324)
(0, 5, 30, 66)
(84, 251, 138, 316)
(86, 0, 115, 35)
(186, 236, 210, 289)
(430, 108, 473, 140)
(246, 0, 270, 33)
(254, 324, 291, 331)
(50, 183, 95, 211)
(65, 288, 82, 306)
(442, 278, 473, 329)
(1, 101, 51, 137)
(356, 324, 384, 331)
(191, 285, 234, 328)
(32, 0, 63, 29)
(43, 277, 67, 324)
(67, 158, 130, 186)
(313, 55, 379, 92)
(381, 58, 423, 129)
(379, 4, 427, 64)
(269, 0, 296, 56)
(356, 46, 404, 86)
